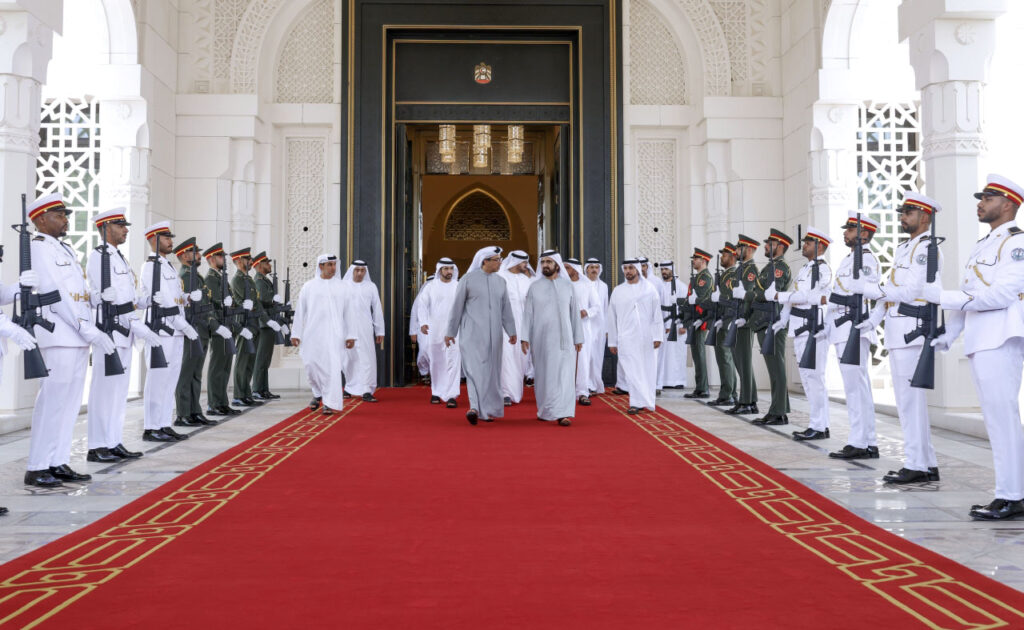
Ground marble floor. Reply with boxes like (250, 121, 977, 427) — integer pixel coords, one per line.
(0, 388, 1022, 594)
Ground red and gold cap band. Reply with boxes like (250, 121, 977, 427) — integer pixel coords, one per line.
(903, 199, 935, 214)
(145, 227, 171, 239)
(95, 213, 127, 226)
(984, 183, 1024, 206)
(28, 199, 65, 221)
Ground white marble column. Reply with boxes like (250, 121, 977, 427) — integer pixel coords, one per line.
(899, 0, 1007, 415)
(0, 8, 57, 415)
(809, 102, 859, 233)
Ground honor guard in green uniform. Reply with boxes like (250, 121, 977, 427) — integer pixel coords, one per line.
(747, 228, 793, 425)
(706, 243, 738, 406)
(250, 251, 283, 400)
(726, 235, 761, 415)
(230, 247, 266, 407)
(684, 248, 713, 398)
(203, 243, 242, 417)
(173, 238, 220, 427)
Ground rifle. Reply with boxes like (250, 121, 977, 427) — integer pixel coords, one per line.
(759, 245, 780, 356)
(832, 212, 867, 365)
(791, 226, 824, 369)
(145, 255, 178, 368)
(182, 255, 210, 357)
(904, 212, 945, 389)
(268, 261, 287, 346)
(704, 254, 722, 347)
(680, 269, 700, 346)
(217, 266, 238, 355)
(240, 271, 258, 354)
(281, 267, 294, 345)
(95, 223, 132, 376)
(10, 194, 61, 379)
(661, 301, 681, 342)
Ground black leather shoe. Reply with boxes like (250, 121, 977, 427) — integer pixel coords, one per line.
(683, 390, 710, 399)
(865, 445, 880, 458)
(161, 427, 189, 441)
(525, 378, 534, 387)
(430, 396, 441, 404)
(222, 406, 243, 416)
(0, 507, 7, 515)
(792, 428, 829, 441)
(143, 429, 176, 442)
(883, 468, 930, 484)
(611, 387, 629, 395)
(362, 393, 378, 403)
(264, 391, 281, 399)
(466, 409, 479, 425)
(343, 391, 352, 399)
(243, 397, 263, 406)
(724, 405, 744, 415)
(970, 499, 1024, 521)
(828, 445, 877, 460)
(752, 414, 786, 426)
(252, 391, 268, 400)
(577, 396, 591, 406)
(174, 415, 203, 427)
(233, 398, 254, 407)
(745, 404, 760, 415)
(111, 444, 143, 458)
(503, 396, 512, 407)
(87, 447, 121, 463)
(928, 467, 940, 481)
(707, 397, 735, 406)
(309, 397, 322, 410)
(207, 407, 228, 416)
(446, 398, 457, 408)
(24, 469, 62, 487)
(49, 465, 91, 482)
(192, 413, 217, 426)
(627, 406, 643, 415)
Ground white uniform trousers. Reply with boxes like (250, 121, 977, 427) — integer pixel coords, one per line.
(427, 341, 462, 401)
(832, 339, 876, 448)
(87, 344, 134, 449)
(969, 337, 1024, 500)
(144, 335, 183, 430)
(889, 346, 937, 472)
(27, 346, 89, 471)
(588, 329, 605, 392)
(793, 333, 830, 432)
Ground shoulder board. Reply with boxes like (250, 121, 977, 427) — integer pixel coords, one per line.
(32, 235, 44, 241)
(1010, 226, 1023, 235)
(94, 246, 104, 251)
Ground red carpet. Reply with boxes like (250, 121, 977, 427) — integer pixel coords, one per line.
(3, 387, 1024, 629)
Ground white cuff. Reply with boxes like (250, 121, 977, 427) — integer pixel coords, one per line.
(939, 290, 970, 311)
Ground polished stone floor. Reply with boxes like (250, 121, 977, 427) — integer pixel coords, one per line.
(0, 388, 1022, 594)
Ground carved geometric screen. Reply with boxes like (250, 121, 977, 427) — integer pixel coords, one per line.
(629, 0, 688, 105)
(36, 97, 102, 269)
(275, 0, 335, 103)
(444, 192, 511, 241)
(635, 139, 677, 265)
(286, 137, 327, 289)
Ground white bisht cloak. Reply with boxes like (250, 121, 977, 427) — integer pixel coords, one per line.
(446, 246, 517, 420)
(657, 273, 688, 388)
(416, 260, 461, 401)
(291, 271, 347, 410)
(338, 262, 385, 396)
(584, 258, 609, 393)
(565, 258, 602, 397)
(410, 276, 433, 376)
(607, 270, 663, 410)
(497, 251, 533, 402)
(521, 254, 584, 420)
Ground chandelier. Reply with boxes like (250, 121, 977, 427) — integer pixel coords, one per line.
(507, 125, 524, 164)
(472, 124, 491, 168)
(438, 124, 456, 164)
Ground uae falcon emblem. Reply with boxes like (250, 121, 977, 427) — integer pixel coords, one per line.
(474, 62, 492, 84)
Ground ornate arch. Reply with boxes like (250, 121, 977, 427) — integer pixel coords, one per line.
(439, 187, 518, 241)
(229, 0, 287, 93)
(651, 0, 732, 97)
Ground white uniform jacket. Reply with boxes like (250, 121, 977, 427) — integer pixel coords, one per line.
(30, 233, 93, 348)
(86, 244, 143, 348)
(140, 256, 190, 337)
(870, 233, 942, 350)
(827, 248, 880, 346)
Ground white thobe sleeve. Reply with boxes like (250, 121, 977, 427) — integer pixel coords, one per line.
(606, 297, 619, 347)
(371, 289, 385, 337)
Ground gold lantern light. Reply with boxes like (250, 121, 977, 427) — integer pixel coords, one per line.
(438, 124, 456, 164)
(507, 124, 524, 164)
(472, 124, 491, 168)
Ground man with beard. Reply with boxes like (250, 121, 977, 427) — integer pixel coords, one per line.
(684, 249, 714, 399)
(656, 261, 687, 391)
(746, 229, 793, 426)
(584, 258, 609, 394)
(340, 260, 385, 403)
(417, 258, 462, 407)
(497, 250, 533, 405)
(707, 244, 738, 406)
(563, 257, 601, 405)
(204, 243, 242, 417)
(445, 246, 517, 425)
(726, 235, 762, 415)
(409, 274, 433, 385)
(607, 259, 663, 415)
(291, 254, 347, 414)
(520, 251, 583, 425)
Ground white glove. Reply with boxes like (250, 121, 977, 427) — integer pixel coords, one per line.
(861, 282, 884, 301)
(182, 325, 199, 341)
(771, 317, 789, 333)
(101, 287, 117, 302)
(240, 328, 254, 340)
(711, 290, 720, 303)
(0, 322, 37, 351)
(190, 289, 202, 302)
(733, 285, 746, 300)
(215, 325, 232, 339)
(153, 290, 174, 308)
(814, 327, 829, 341)
(267, 320, 281, 332)
(856, 319, 875, 332)
(846, 277, 866, 295)
(243, 299, 253, 311)
(734, 318, 746, 328)
(713, 319, 723, 330)
(764, 283, 777, 302)
(687, 294, 697, 305)
(138, 327, 163, 348)
(18, 269, 38, 288)
(83, 326, 115, 355)
(224, 295, 234, 308)
(931, 330, 958, 352)
(273, 294, 284, 304)
(281, 325, 290, 335)
(921, 281, 943, 304)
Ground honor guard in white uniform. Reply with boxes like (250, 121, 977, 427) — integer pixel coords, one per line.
(767, 227, 833, 441)
(853, 192, 943, 484)
(826, 213, 881, 460)
(85, 209, 161, 463)
(140, 222, 200, 443)
(24, 194, 116, 487)
(922, 175, 1024, 520)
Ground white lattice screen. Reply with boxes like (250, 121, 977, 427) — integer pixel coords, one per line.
(635, 139, 677, 264)
(629, 0, 688, 105)
(36, 97, 102, 268)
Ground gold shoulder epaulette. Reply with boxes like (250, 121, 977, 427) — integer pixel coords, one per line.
(32, 235, 44, 241)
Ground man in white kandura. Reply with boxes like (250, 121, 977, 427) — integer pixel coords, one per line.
(445, 246, 517, 425)
(584, 257, 609, 394)
(417, 257, 462, 408)
(607, 258, 663, 415)
(520, 251, 584, 426)
(291, 254, 347, 415)
(141, 221, 201, 443)
(655, 260, 687, 391)
(766, 227, 833, 442)
(612, 254, 651, 396)
(410, 274, 433, 385)
(497, 250, 533, 406)
(922, 175, 1024, 520)
(564, 257, 601, 406)
(339, 260, 385, 403)
(853, 192, 942, 484)
(85, 209, 162, 463)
